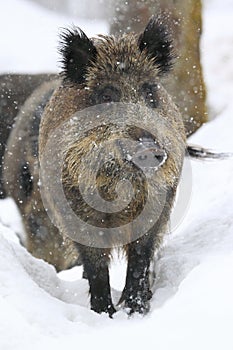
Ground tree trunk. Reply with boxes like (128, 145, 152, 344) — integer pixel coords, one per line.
(110, 0, 207, 136)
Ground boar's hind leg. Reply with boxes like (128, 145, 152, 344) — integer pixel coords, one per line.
(78, 245, 116, 317)
(119, 234, 156, 315)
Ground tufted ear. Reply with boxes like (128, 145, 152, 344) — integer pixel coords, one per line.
(59, 27, 97, 84)
(138, 15, 174, 74)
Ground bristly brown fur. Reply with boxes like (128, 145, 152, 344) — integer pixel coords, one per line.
(59, 14, 175, 87)
(86, 34, 160, 89)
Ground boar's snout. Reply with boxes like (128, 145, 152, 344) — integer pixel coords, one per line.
(118, 137, 167, 171)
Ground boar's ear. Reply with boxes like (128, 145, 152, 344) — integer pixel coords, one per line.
(59, 27, 97, 84)
(138, 15, 174, 74)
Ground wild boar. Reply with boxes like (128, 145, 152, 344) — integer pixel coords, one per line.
(38, 15, 186, 316)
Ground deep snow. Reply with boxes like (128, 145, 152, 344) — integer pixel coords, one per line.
(0, 1, 233, 349)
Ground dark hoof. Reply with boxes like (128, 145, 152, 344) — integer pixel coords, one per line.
(125, 296, 151, 315)
(91, 297, 116, 318)
(119, 289, 152, 315)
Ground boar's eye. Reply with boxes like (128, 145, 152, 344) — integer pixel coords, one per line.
(140, 83, 159, 108)
(92, 86, 121, 105)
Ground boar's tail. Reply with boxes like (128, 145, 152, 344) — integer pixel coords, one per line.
(186, 144, 233, 160)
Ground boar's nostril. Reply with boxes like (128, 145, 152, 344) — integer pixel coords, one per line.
(156, 154, 166, 163)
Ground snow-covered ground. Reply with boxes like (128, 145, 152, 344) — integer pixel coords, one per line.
(0, 1, 233, 349)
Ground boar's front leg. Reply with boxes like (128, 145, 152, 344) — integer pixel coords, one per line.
(77, 245, 116, 317)
(119, 234, 155, 315)
(120, 189, 174, 315)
